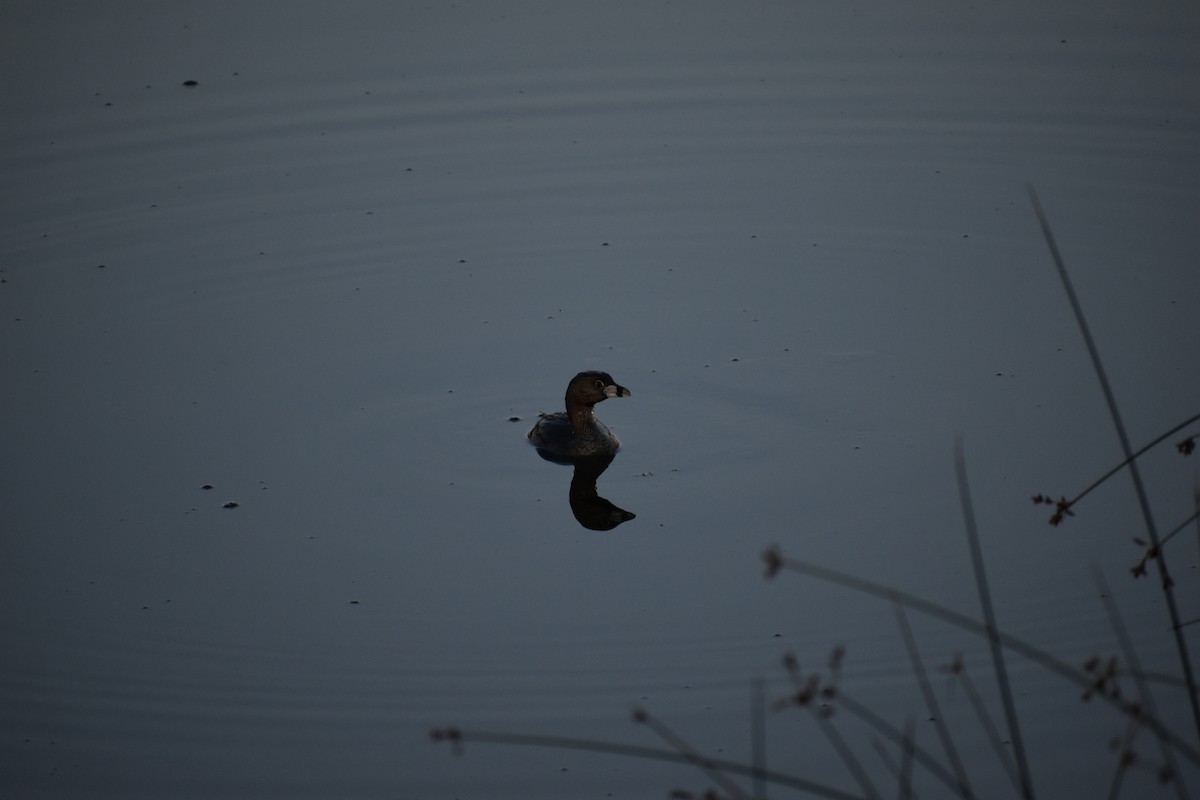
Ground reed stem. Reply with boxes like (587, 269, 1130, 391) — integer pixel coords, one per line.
(1027, 185, 1200, 739)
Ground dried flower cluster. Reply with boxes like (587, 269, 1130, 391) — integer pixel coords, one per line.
(1129, 538, 1173, 587)
(1031, 493, 1075, 526)
(762, 545, 783, 579)
(429, 726, 463, 755)
(773, 647, 844, 719)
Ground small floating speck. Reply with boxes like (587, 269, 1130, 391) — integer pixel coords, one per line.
(349, 600, 360, 605)
(223, 501, 239, 509)
(182, 79, 198, 87)
(201, 484, 213, 490)
(508, 416, 521, 422)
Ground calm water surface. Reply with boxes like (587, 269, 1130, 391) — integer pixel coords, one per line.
(3, 2, 1199, 798)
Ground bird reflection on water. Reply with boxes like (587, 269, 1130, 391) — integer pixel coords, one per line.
(528, 371, 635, 530)
(534, 450, 636, 531)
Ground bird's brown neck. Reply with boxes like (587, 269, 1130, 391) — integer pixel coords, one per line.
(566, 398, 595, 435)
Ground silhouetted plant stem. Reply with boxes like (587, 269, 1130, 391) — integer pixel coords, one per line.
(867, 725, 918, 800)
(1194, 483, 1199, 563)
(634, 706, 751, 800)
(1093, 569, 1188, 800)
(1105, 718, 1138, 800)
(430, 726, 867, 799)
(956, 437, 1035, 799)
(815, 712, 880, 800)
(944, 657, 1020, 792)
(762, 548, 1200, 767)
(1033, 412, 1200, 525)
(1124, 668, 1194, 689)
(752, 678, 766, 800)
(1159, 509, 1200, 550)
(1027, 185, 1200, 740)
(900, 718, 916, 800)
(867, 737, 900, 790)
(835, 689, 965, 796)
(777, 653, 962, 796)
(894, 604, 975, 799)
(1130, 508, 1200, 586)
(777, 651, 879, 799)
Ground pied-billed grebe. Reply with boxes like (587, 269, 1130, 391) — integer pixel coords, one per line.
(527, 371, 631, 459)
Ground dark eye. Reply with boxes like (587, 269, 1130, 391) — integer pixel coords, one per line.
(594, 380, 604, 389)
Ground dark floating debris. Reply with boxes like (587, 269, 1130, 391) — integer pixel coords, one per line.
(222, 501, 239, 509)
(201, 484, 213, 490)
(182, 79, 198, 87)
(508, 416, 521, 422)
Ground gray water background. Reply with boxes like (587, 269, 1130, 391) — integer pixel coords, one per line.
(3, 2, 1199, 798)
